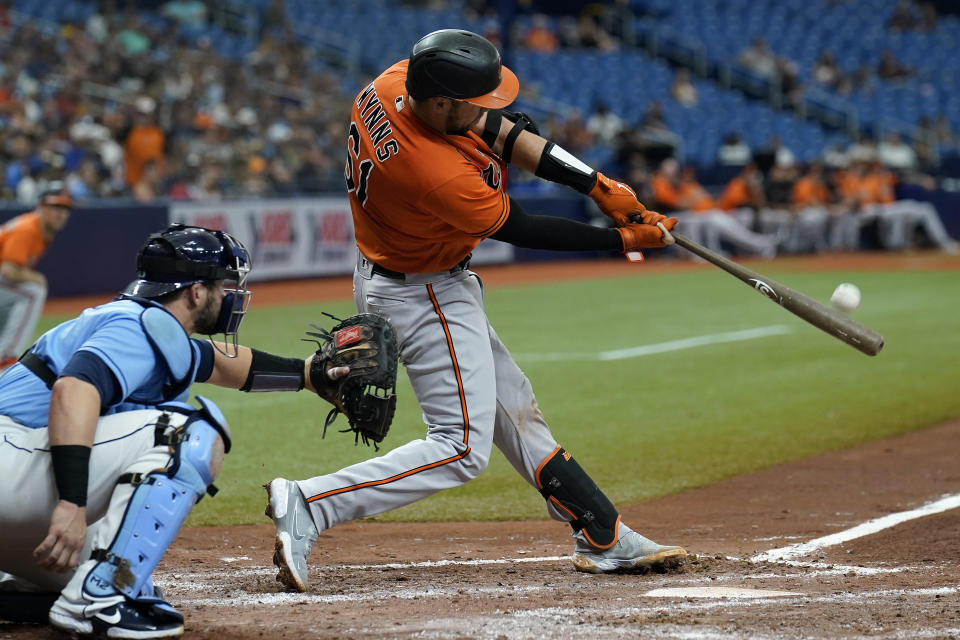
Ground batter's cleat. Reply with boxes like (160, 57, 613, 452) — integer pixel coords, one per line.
(49, 598, 184, 638)
(264, 477, 318, 592)
(572, 527, 688, 574)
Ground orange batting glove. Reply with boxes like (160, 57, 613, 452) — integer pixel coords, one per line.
(589, 173, 668, 227)
(617, 220, 678, 251)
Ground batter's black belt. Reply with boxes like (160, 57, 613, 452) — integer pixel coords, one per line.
(371, 255, 472, 280)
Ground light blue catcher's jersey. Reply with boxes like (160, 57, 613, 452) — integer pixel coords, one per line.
(0, 299, 205, 428)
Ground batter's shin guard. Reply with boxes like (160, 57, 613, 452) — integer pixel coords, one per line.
(536, 447, 621, 549)
(83, 398, 230, 601)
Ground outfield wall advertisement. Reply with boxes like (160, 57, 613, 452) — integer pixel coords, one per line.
(170, 198, 356, 281)
(170, 197, 514, 281)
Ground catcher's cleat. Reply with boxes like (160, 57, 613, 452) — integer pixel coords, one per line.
(572, 526, 687, 574)
(49, 598, 184, 638)
(264, 478, 318, 592)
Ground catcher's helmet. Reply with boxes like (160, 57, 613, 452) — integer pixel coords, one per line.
(121, 224, 252, 343)
(405, 29, 518, 109)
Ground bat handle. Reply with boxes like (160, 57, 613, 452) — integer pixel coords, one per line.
(657, 222, 676, 245)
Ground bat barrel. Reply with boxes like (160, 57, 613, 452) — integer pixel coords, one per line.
(670, 232, 885, 356)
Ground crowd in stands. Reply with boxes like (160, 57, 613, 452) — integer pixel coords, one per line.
(0, 0, 350, 205)
(2, 0, 958, 265)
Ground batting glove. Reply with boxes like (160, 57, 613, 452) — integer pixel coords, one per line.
(617, 220, 678, 251)
(589, 173, 665, 227)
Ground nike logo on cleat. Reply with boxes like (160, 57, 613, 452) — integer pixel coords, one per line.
(96, 608, 122, 625)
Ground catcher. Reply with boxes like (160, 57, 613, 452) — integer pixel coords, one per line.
(0, 223, 398, 638)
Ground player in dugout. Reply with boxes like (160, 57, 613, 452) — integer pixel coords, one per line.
(265, 28, 688, 593)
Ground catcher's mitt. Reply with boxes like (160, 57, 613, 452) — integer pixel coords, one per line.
(305, 312, 398, 448)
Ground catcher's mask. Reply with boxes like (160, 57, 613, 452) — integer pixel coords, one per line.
(120, 224, 252, 356)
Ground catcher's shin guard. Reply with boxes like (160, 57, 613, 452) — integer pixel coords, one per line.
(83, 398, 230, 601)
(536, 447, 620, 549)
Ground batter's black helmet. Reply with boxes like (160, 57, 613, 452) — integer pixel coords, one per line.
(405, 29, 519, 109)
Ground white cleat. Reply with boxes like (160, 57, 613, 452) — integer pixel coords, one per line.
(572, 527, 687, 574)
(264, 478, 319, 592)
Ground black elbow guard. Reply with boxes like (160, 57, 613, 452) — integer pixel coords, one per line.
(482, 109, 541, 163)
(535, 142, 598, 194)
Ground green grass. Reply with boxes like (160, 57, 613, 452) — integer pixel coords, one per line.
(33, 264, 960, 525)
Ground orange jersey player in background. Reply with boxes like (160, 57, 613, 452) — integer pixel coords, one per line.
(0, 184, 71, 369)
(265, 28, 687, 593)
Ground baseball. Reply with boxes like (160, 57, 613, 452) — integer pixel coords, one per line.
(830, 283, 861, 312)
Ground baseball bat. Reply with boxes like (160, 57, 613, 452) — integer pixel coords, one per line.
(659, 226, 884, 356)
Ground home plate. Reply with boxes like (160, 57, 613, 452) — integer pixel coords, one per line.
(645, 587, 799, 598)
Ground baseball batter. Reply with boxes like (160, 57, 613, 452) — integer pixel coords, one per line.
(266, 29, 687, 592)
(0, 224, 357, 638)
(0, 183, 72, 370)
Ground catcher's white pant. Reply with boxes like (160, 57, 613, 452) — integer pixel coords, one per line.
(295, 253, 570, 531)
(0, 410, 181, 597)
(0, 278, 46, 360)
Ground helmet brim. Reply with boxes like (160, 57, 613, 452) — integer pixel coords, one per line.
(460, 64, 519, 109)
(121, 278, 193, 299)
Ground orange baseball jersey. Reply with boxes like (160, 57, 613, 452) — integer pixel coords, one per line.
(677, 181, 716, 211)
(718, 177, 751, 210)
(791, 176, 830, 207)
(347, 61, 510, 273)
(650, 173, 680, 210)
(861, 170, 896, 204)
(0, 211, 48, 268)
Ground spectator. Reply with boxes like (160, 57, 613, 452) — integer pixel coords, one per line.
(888, 1, 919, 31)
(670, 68, 698, 107)
(585, 101, 624, 147)
(65, 156, 102, 200)
(813, 51, 851, 94)
(131, 159, 164, 201)
(573, 12, 617, 51)
(877, 132, 918, 171)
(123, 97, 166, 188)
(877, 49, 914, 81)
(522, 14, 559, 53)
(823, 144, 850, 171)
(932, 113, 956, 148)
(847, 134, 879, 164)
(161, 0, 207, 28)
(737, 36, 778, 79)
(639, 100, 668, 134)
(717, 132, 751, 166)
(112, 8, 151, 57)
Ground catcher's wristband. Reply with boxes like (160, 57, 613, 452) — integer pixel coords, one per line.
(240, 349, 305, 392)
(50, 444, 91, 507)
(535, 142, 598, 195)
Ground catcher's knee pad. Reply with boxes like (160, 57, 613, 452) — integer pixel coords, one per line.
(536, 447, 620, 548)
(83, 397, 231, 601)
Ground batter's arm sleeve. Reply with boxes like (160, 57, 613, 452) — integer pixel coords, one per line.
(491, 197, 623, 251)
